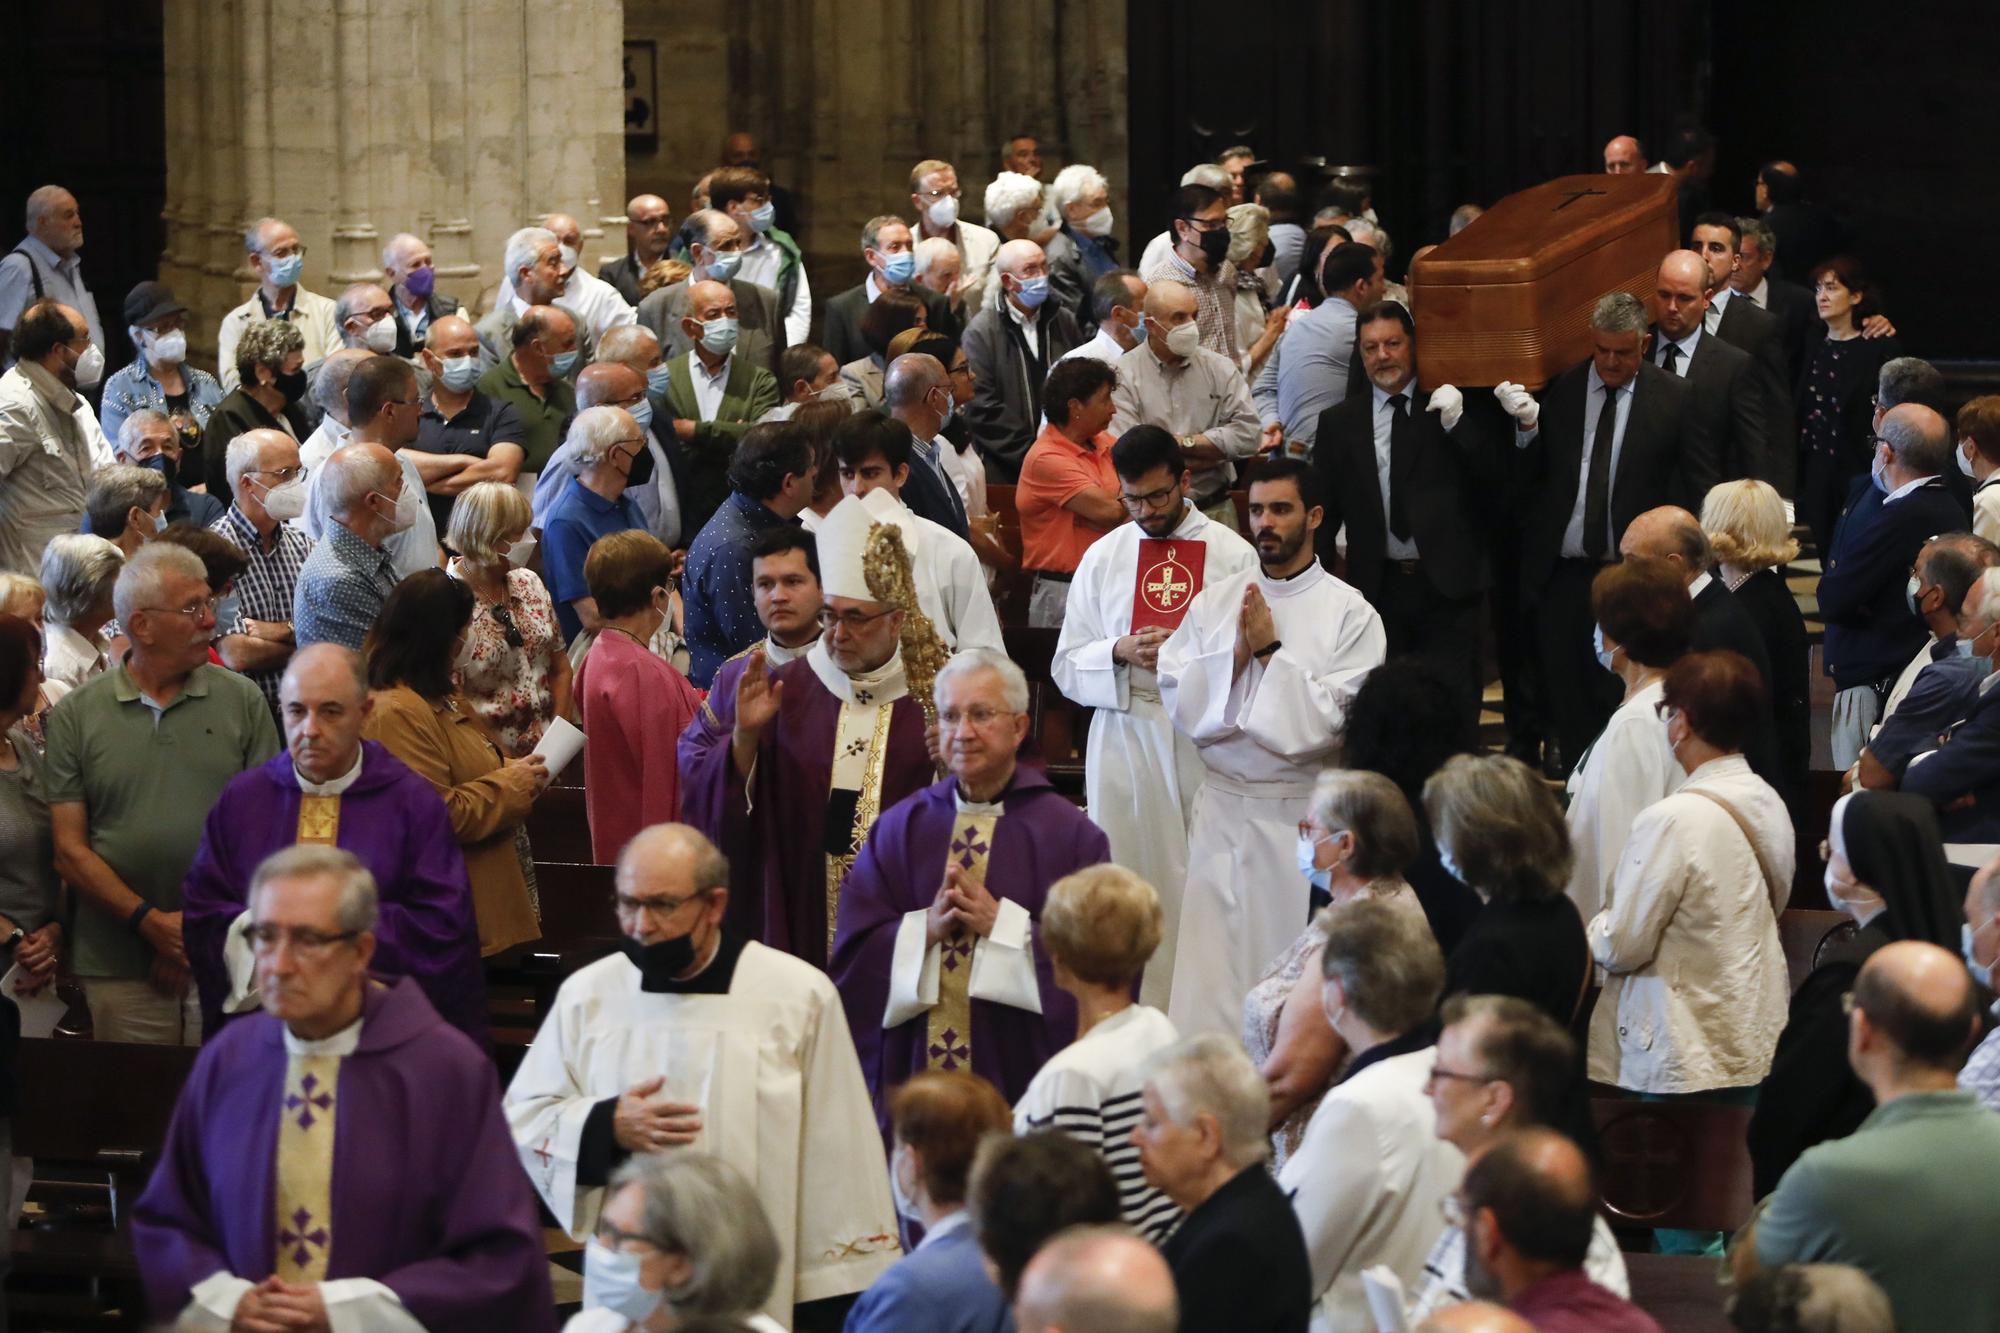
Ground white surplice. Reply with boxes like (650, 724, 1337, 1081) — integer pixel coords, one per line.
(856, 488, 1004, 654)
(502, 943, 900, 1324)
(1156, 561, 1386, 1038)
(1050, 502, 1258, 1011)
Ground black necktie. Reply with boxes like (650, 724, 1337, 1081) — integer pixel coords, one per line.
(1661, 342, 1680, 375)
(1582, 384, 1617, 559)
(1741, 292, 1759, 308)
(1387, 393, 1412, 542)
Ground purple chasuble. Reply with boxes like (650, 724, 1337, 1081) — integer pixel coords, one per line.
(830, 768, 1109, 1132)
(182, 742, 487, 1044)
(131, 977, 556, 1332)
(678, 652, 935, 968)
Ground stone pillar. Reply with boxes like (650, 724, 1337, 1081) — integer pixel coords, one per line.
(164, 0, 625, 362)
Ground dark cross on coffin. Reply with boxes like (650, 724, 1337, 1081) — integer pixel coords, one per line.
(1554, 187, 1607, 211)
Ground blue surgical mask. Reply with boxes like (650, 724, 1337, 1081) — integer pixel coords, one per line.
(697, 316, 739, 356)
(266, 252, 303, 287)
(1132, 314, 1147, 342)
(150, 509, 169, 534)
(1871, 449, 1890, 493)
(582, 1238, 664, 1323)
(549, 348, 580, 377)
(879, 250, 916, 286)
(1013, 275, 1051, 309)
(1965, 923, 1993, 991)
(629, 396, 654, 429)
(706, 249, 743, 282)
(931, 387, 955, 429)
(750, 202, 776, 234)
(1439, 845, 1465, 884)
(438, 355, 481, 392)
(1593, 624, 1617, 673)
(215, 592, 242, 631)
(1961, 443, 1980, 479)
(646, 361, 674, 395)
(1295, 831, 1332, 894)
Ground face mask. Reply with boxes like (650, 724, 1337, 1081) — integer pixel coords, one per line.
(1824, 868, 1883, 923)
(628, 396, 654, 429)
(215, 592, 241, 631)
(930, 388, 955, 430)
(1164, 321, 1202, 360)
(749, 202, 776, 234)
(504, 534, 538, 569)
(1871, 449, 1890, 493)
(140, 452, 179, 486)
(926, 195, 960, 231)
(1081, 206, 1114, 238)
(548, 348, 580, 378)
(1012, 275, 1051, 310)
(558, 244, 579, 273)
(147, 508, 168, 534)
(1192, 224, 1231, 268)
(403, 265, 436, 299)
(1593, 624, 1618, 673)
(646, 361, 674, 396)
(618, 931, 697, 989)
(697, 316, 739, 356)
(73, 341, 104, 389)
(889, 1144, 921, 1220)
(147, 329, 188, 365)
(582, 1238, 664, 1323)
(438, 355, 481, 392)
(1908, 575, 1926, 618)
(1438, 845, 1465, 884)
(706, 249, 743, 282)
(376, 486, 420, 534)
(879, 250, 915, 286)
(361, 317, 398, 354)
(1964, 923, 1994, 990)
(259, 477, 306, 521)
(266, 252, 304, 287)
(1961, 444, 1979, 479)
(274, 367, 310, 403)
(1295, 832, 1332, 895)
(813, 381, 854, 406)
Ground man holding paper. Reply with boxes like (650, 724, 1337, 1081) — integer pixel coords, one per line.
(181, 644, 486, 1043)
(1050, 424, 1256, 1011)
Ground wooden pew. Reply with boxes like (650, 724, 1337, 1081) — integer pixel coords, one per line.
(984, 484, 1034, 625)
(1777, 908, 1857, 993)
(1622, 1252, 1732, 1332)
(488, 861, 622, 1071)
(1004, 625, 1087, 800)
(524, 784, 595, 865)
(1590, 1097, 1755, 1236)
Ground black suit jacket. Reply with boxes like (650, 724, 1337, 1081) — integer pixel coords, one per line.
(1311, 384, 1493, 600)
(819, 281, 957, 367)
(1744, 279, 1815, 387)
(387, 287, 462, 358)
(1515, 360, 1710, 599)
(1659, 328, 1768, 484)
(1693, 576, 1790, 803)
(1711, 299, 1794, 482)
(899, 445, 971, 541)
(1160, 1166, 1311, 1333)
(597, 254, 650, 308)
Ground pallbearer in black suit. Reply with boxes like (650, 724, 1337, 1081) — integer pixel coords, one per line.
(1311, 302, 1492, 726)
(1727, 217, 1815, 386)
(1691, 215, 1796, 490)
(1494, 291, 1712, 776)
(1653, 250, 1769, 485)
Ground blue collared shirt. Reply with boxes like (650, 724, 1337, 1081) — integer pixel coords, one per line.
(293, 519, 397, 651)
(683, 490, 794, 687)
(543, 477, 645, 642)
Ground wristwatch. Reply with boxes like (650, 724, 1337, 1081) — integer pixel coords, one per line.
(3, 927, 23, 950)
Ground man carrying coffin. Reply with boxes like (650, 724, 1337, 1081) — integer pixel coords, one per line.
(134, 846, 554, 1332)
(678, 489, 942, 967)
(1158, 457, 1386, 1038)
(1050, 424, 1256, 1010)
(503, 823, 898, 1328)
(832, 649, 1111, 1125)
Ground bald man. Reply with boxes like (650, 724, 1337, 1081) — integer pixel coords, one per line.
(0, 184, 103, 362)
(531, 211, 636, 343)
(1602, 135, 1648, 175)
(293, 442, 411, 649)
(182, 642, 486, 1040)
(410, 314, 527, 529)
(1650, 250, 1770, 482)
(961, 237, 1085, 480)
(635, 208, 786, 374)
(600, 193, 676, 306)
(1015, 1227, 1179, 1333)
(381, 231, 460, 357)
(646, 278, 778, 534)
(1748, 941, 2000, 1329)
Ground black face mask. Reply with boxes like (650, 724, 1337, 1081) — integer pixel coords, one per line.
(274, 367, 310, 404)
(1194, 225, 1231, 268)
(618, 931, 697, 990)
(139, 452, 178, 485)
(626, 434, 656, 487)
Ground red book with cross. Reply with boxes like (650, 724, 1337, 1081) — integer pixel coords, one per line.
(1130, 539, 1206, 632)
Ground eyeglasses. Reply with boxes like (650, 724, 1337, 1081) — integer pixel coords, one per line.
(1120, 481, 1182, 511)
(915, 188, 963, 203)
(251, 465, 308, 483)
(1440, 1194, 1469, 1229)
(1180, 216, 1227, 232)
(1425, 1065, 1496, 1090)
(614, 889, 709, 918)
(938, 705, 1016, 729)
(491, 603, 523, 649)
(241, 923, 360, 955)
(817, 606, 898, 632)
(143, 596, 220, 621)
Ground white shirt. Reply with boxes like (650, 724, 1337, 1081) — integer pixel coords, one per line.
(1058, 327, 1132, 367)
(877, 499, 1003, 653)
(1564, 678, 1683, 924)
(550, 267, 637, 342)
(1656, 323, 1701, 374)
(1370, 382, 1420, 561)
(42, 620, 107, 691)
(737, 233, 812, 346)
(688, 349, 732, 422)
(1552, 366, 1635, 559)
(930, 434, 988, 520)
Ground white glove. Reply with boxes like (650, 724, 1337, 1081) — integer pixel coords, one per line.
(1426, 384, 1464, 432)
(1494, 381, 1539, 432)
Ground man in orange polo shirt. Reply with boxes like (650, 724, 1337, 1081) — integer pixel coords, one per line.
(1018, 357, 1125, 625)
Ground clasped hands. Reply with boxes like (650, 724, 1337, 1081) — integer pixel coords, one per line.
(925, 865, 1000, 946)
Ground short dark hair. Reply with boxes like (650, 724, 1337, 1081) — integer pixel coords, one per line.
(726, 422, 813, 500)
(1807, 255, 1878, 327)
(1111, 424, 1183, 483)
(364, 568, 474, 700)
(13, 299, 76, 364)
(1292, 223, 1354, 305)
(155, 523, 249, 594)
(1759, 161, 1803, 204)
(1042, 357, 1117, 427)
(1088, 270, 1141, 326)
(1250, 455, 1319, 509)
(1170, 183, 1224, 224)
(778, 343, 831, 394)
(1591, 559, 1692, 669)
(833, 412, 913, 474)
(1853, 955, 1981, 1070)
(583, 529, 674, 618)
(0, 613, 40, 711)
(1319, 242, 1379, 296)
(1461, 1130, 1598, 1270)
(969, 1131, 1120, 1300)
(1923, 533, 2000, 618)
(1339, 657, 1476, 805)
(1439, 994, 1579, 1130)
(707, 165, 771, 210)
(1661, 650, 1764, 752)
(860, 288, 925, 359)
(1358, 300, 1415, 340)
(1255, 175, 1301, 221)
(346, 354, 415, 424)
(1692, 210, 1743, 248)
(750, 525, 819, 582)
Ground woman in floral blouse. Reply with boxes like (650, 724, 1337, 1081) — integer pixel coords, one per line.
(445, 482, 572, 756)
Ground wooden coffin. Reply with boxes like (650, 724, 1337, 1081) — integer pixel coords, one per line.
(1408, 173, 1678, 390)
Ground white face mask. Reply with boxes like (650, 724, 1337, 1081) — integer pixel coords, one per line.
(258, 477, 307, 522)
(1080, 206, 1114, 238)
(926, 195, 960, 231)
(1163, 321, 1201, 359)
(73, 341, 104, 389)
(375, 485, 420, 534)
(361, 316, 398, 354)
(1962, 442, 1981, 480)
(146, 329, 188, 365)
(582, 1238, 664, 1323)
(889, 1143, 921, 1221)
(504, 534, 537, 568)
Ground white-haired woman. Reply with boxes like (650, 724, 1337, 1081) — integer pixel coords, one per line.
(982, 172, 1046, 309)
(541, 405, 648, 643)
(1045, 163, 1120, 331)
(569, 1152, 787, 1332)
(1703, 478, 1810, 793)
(912, 235, 966, 318)
(1225, 202, 1289, 378)
(37, 533, 123, 692)
(447, 480, 572, 756)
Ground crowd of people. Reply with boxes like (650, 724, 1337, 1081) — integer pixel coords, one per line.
(0, 126, 1996, 1333)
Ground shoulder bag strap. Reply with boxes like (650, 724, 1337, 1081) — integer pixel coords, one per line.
(1684, 786, 1786, 910)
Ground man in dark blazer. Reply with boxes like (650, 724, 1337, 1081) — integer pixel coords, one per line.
(1900, 569, 2000, 839)
(882, 346, 972, 540)
(1726, 216, 1815, 385)
(960, 238, 1084, 483)
(1495, 290, 1713, 774)
(819, 215, 956, 366)
(1312, 302, 1492, 726)
(1692, 215, 1797, 489)
(597, 192, 677, 308)
(634, 209, 785, 375)
(1652, 250, 1768, 486)
(381, 234, 461, 359)
(656, 284, 781, 535)
(1141, 1037, 1313, 1333)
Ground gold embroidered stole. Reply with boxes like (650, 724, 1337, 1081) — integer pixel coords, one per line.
(824, 699, 894, 957)
(295, 795, 341, 845)
(273, 1054, 341, 1282)
(926, 811, 998, 1072)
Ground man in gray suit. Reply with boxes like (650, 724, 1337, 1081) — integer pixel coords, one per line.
(635, 209, 783, 375)
(474, 225, 593, 372)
